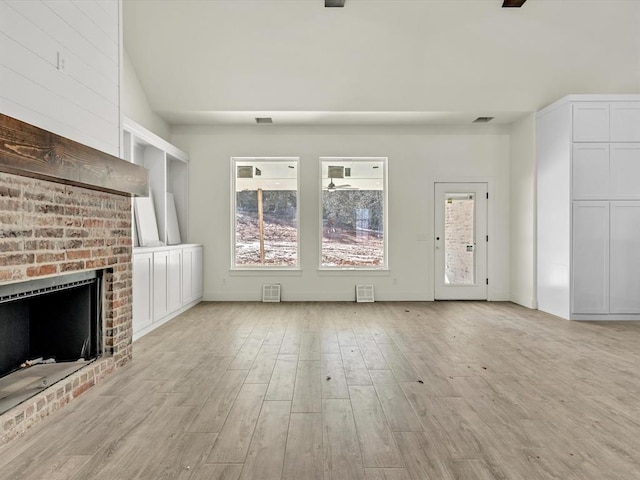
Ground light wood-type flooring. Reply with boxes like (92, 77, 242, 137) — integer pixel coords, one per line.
(1, 301, 640, 480)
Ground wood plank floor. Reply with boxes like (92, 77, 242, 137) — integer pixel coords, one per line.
(1, 301, 640, 479)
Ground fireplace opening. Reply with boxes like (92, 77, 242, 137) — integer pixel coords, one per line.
(0, 271, 102, 414)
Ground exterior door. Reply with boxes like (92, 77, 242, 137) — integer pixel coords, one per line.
(435, 183, 488, 300)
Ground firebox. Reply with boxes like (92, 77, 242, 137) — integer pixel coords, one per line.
(0, 271, 102, 414)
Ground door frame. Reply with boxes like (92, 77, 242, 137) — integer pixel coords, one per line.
(432, 179, 492, 301)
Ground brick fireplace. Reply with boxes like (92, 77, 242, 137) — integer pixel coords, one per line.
(0, 114, 147, 445)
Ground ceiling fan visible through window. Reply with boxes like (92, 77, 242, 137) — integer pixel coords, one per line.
(324, 178, 356, 191)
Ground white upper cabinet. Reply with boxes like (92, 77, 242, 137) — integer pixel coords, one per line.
(572, 144, 609, 199)
(573, 103, 610, 142)
(610, 144, 640, 198)
(610, 102, 640, 142)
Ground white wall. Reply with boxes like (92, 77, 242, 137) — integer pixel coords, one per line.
(536, 102, 572, 319)
(509, 114, 537, 308)
(122, 48, 170, 141)
(0, 0, 120, 156)
(172, 125, 511, 302)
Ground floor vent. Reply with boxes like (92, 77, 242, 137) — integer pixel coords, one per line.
(355, 284, 375, 303)
(262, 284, 281, 302)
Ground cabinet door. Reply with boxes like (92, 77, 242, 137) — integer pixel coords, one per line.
(573, 103, 609, 142)
(132, 253, 153, 333)
(153, 250, 170, 321)
(610, 102, 640, 142)
(572, 144, 609, 199)
(610, 144, 640, 199)
(192, 246, 203, 299)
(168, 249, 182, 312)
(182, 248, 194, 304)
(610, 202, 640, 313)
(572, 202, 609, 313)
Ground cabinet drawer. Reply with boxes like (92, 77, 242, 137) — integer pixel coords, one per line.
(610, 102, 640, 142)
(573, 103, 609, 142)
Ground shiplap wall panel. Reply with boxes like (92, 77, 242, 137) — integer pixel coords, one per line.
(72, 0, 119, 44)
(96, 0, 119, 23)
(1, 35, 119, 125)
(0, 0, 120, 156)
(46, 0, 119, 64)
(5, 0, 118, 83)
(0, 71, 117, 156)
(0, 3, 119, 106)
(0, 97, 116, 157)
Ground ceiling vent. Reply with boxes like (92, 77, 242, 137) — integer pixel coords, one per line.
(502, 0, 527, 7)
(255, 117, 273, 124)
(473, 117, 495, 124)
(325, 0, 345, 7)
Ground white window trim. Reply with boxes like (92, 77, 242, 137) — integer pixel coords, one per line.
(318, 157, 389, 271)
(231, 157, 301, 270)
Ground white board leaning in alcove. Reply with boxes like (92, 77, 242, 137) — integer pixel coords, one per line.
(134, 195, 162, 247)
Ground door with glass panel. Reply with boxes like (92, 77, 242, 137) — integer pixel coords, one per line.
(434, 183, 488, 300)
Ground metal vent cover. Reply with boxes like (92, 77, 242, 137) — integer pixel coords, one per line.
(262, 284, 281, 302)
(355, 284, 374, 303)
(473, 116, 495, 124)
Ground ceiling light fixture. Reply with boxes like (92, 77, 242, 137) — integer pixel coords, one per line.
(255, 117, 273, 124)
(502, 0, 527, 7)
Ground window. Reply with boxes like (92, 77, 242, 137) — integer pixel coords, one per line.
(232, 158, 299, 268)
(321, 158, 387, 268)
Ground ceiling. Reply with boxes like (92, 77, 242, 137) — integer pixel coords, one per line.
(124, 0, 640, 127)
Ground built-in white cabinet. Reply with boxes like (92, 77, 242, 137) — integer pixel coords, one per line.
(153, 249, 170, 321)
(538, 94, 640, 320)
(573, 102, 610, 142)
(610, 144, 640, 198)
(133, 245, 203, 340)
(610, 202, 640, 313)
(124, 118, 203, 340)
(573, 101, 640, 143)
(132, 252, 153, 332)
(572, 143, 640, 199)
(122, 117, 189, 246)
(572, 144, 610, 199)
(168, 249, 183, 312)
(182, 246, 204, 304)
(572, 202, 609, 314)
(610, 103, 640, 142)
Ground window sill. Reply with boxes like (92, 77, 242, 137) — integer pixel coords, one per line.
(317, 268, 390, 276)
(230, 269, 302, 277)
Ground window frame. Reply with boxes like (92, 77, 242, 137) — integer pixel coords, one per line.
(318, 157, 389, 271)
(231, 156, 301, 270)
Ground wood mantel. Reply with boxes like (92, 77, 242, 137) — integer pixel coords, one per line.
(0, 113, 148, 196)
